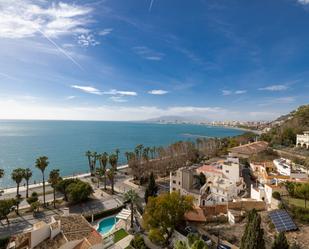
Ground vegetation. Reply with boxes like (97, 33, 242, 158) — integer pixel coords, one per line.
(261, 105, 309, 147)
(240, 209, 265, 249)
(130, 234, 147, 249)
(35, 156, 49, 206)
(27, 192, 40, 213)
(0, 199, 16, 224)
(23, 168, 32, 198)
(66, 180, 93, 203)
(107, 168, 116, 194)
(56, 178, 79, 201)
(144, 172, 158, 203)
(84, 205, 125, 222)
(99, 152, 108, 189)
(143, 192, 194, 246)
(271, 232, 289, 249)
(48, 169, 61, 208)
(11, 168, 25, 213)
(113, 229, 129, 243)
(284, 182, 309, 208)
(272, 191, 281, 200)
(0, 169, 4, 179)
(174, 233, 208, 249)
(124, 189, 139, 229)
(0, 236, 10, 249)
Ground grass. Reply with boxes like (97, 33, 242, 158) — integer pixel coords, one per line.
(113, 228, 129, 243)
(283, 197, 309, 209)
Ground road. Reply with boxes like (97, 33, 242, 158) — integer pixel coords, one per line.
(241, 167, 254, 197)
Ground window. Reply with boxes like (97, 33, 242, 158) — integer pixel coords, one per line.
(226, 170, 229, 173)
(202, 200, 206, 206)
(222, 198, 225, 202)
(172, 180, 176, 184)
(179, 181, 181, 185)
(172, 188, 176, 191)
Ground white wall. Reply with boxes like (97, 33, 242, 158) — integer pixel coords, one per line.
(30, 223, 51, 248)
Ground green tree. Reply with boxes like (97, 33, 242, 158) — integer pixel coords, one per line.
(0, 169, 4, 179)
(124, 189, 139, 229)
(143, 192, 194, 246)
(67, 180, 93, 203)
(144, 172, 158, 203)
(0, 199, 16, 224)
(198, 172, 206, 186)
(296, 183, 309, 208)
(130, 234, 147, 249)
(11, 168, 25, 213)
(35, 156, 49, 207)
(26, 192, 40, 213)
(85, 150, 94, 175)
(99, 152, 108, 190)
(48, 169, 61, 208)
(107, 168, 116, 194)
(174, 233, 208, 249)
(23, 168, 32, 198)
(271, 232, 289, 249)
(240, 209, 265, 249)
(56, 178, 78, 201)
(109, 154, 118, 170)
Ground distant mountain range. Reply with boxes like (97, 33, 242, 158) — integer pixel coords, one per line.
(143, 115, 209, 124)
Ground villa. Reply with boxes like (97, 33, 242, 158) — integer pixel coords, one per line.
(296, 131, 309, 149)
(7, 214, 103, 249)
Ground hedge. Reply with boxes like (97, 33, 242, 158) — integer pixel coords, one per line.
(84, 205, 125, 222)
(0, 237, 10, 249)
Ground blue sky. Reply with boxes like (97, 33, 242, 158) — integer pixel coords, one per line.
(0, 0, 308, 121)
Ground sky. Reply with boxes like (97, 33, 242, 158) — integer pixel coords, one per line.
(0, 0, 308, 121)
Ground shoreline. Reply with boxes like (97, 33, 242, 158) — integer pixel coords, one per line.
(1, 164, 129, 195)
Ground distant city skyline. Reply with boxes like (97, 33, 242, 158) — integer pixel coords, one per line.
(0, 0, 308, 121)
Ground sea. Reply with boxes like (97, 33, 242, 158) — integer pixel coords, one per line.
(0, 120, 244, 187)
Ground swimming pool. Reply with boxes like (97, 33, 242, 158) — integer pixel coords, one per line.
(97, 216, 118, 235)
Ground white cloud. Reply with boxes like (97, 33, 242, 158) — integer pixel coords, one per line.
(66, 95, 76, 100)
(77, 34, 100, 47)
(102, 89, 137, 96)
(98, 28, 113, 36)
(298, 0, 309, 4)
(259, 96, 295, 106)
(109, 96, 127, 102)
(258, 85, 288, 91)
(0, 0, 92, 39)
(148, 89, 168, 95)
(71, 85, 102, 95)
(235, 90, 247, 94)
(222, 90, 232, 96)
(222, 89, 246, 96)
(132, 46, 164, 61)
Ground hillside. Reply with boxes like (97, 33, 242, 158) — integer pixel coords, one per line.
(261, 104, 309, 147)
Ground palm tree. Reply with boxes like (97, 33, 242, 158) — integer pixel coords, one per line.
(124, 189, 138, 229)
(99, 152, 108, 190)
(23, 168, 32, 198)
(11, 168, 25, 213)
(48, 169, 61, 208)
(35, 156, 49, 207)
(107, 168, 116, 194)
(0, 169, 4, 179)
(115, 148, 120, 160)
(109, 154, 118, 170)
(85, 150, 92, 173)
(125, 152, 130, 163)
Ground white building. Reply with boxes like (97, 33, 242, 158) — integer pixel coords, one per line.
(296, 131, 309, 149)
(273, 158, 291, 176)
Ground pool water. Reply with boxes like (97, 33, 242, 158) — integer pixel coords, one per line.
(97, 216, 118, 234)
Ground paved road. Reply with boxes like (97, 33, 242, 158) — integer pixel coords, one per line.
(242, 167, 254, 198)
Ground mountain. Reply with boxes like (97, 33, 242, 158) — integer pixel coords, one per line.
(143, 115, 209, 124)
(261, 104, 309, 146)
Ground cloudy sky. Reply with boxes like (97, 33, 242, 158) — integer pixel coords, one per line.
(0, 0, 308, 121)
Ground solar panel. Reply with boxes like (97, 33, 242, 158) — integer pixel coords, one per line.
(269, 210, 298, 232)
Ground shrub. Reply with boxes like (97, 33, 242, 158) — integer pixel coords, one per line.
(272, 191, 281, 200)
(84, 205, 125, 222)
(67, 181, 93, 203)
(0, 236, 9, 249)
(130, 234, 147, 249)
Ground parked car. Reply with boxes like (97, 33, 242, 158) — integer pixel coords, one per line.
(217, 243, 231, 249)
(185, 226, 198, 234)
(201, 234, 212, 246)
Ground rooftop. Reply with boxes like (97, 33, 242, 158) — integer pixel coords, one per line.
(229, 141, 268, 155)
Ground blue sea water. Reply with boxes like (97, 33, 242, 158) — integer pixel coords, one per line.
(0, 120, 243, 187)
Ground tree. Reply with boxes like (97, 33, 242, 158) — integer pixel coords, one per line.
(115, 148, 120, 161)
(0, 169, 4, 179)
(130, 234, 147, 249)
(23, 168, 32, 198)
(240, 209, 265, 249)
(35, 156, 49, 207)
(295, 183, 309, 208)
(124, 189, 139, 229)
(11, 168, 25, 213)
(56, 178, 78, 201)
(85, 150, 93, 175)
(0, 199, 16, 225)
(271, 232, 289, 249)
(107, 168, 116, 194)
(27, 192, 40, 213)
(174, 233, 208, 249)
(99, 152, 108, 190)
(144, 172, 158, 203)
(67, 180, 93, 203)
(198, 172, 206, 186)
(48, 169, 61, 208)
(109, 154, 118, 170)
(143, 192, 194, 246)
